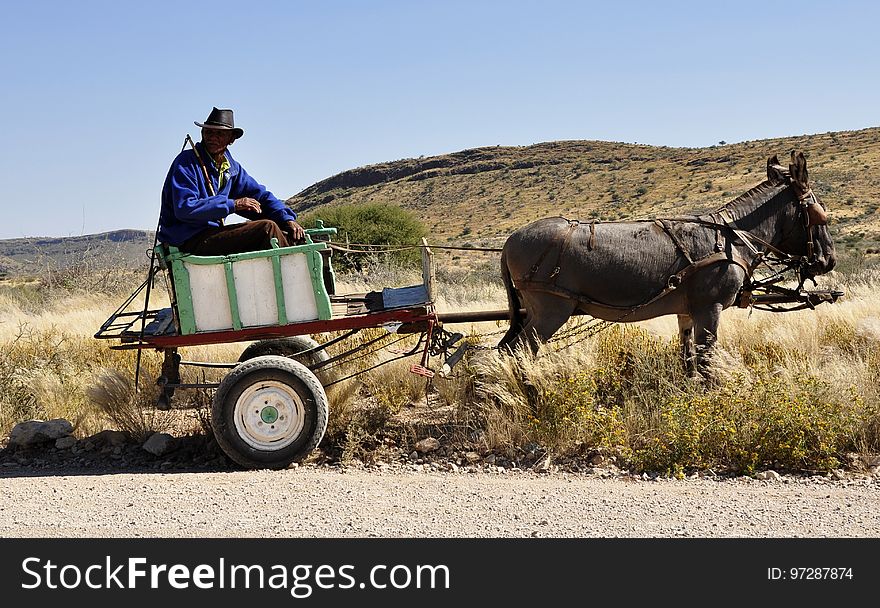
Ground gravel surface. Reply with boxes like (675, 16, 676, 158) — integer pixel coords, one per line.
(3, 425, 880, 538)
(3, 463, 880, 538)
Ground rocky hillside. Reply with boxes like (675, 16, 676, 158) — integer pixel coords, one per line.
(287, 127, 880, 254)
(0, 230, 154, 277)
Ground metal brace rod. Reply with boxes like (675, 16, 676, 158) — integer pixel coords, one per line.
(179, 360, 237, 369)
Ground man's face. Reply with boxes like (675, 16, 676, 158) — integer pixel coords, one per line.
(201, 128, 236, 156)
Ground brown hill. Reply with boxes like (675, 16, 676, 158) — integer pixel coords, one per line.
(0, 230, 154, 277)
(287, 127, 880, 254)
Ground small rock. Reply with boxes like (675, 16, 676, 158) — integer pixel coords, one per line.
(755, 470, 782, 481)
(91, 429, 129, 448)
(862, 454, 880, 468)
(54, 436, 77, 450)
(9, 419, 74, 448)
(143, 433, 176, 457)
(536, 455, 552, 472)
(414, 437, 440, 454)
(409, 451, 419, 460)
(465, 451, 481, 463)
(484, 454, 496, 465)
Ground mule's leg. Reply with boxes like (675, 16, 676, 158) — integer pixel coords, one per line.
(677, 314, 696, 377)
(508, 293, 578, 355)
(498, 317, 525, 351)
(692, 303, 723, 381)
(497, 253, 526, 351)
(502, 293, 577, 411)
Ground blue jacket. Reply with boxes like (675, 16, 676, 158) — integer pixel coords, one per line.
(158, 142, 297, 246)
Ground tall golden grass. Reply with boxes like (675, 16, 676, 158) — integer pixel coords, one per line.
(2, 259, 879, 475)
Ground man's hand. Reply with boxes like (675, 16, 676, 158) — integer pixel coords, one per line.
(234, 197, 262, 214)
(286, 220, 306, 243)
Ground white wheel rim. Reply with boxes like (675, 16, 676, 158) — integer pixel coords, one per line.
(233, 380, 306, 451)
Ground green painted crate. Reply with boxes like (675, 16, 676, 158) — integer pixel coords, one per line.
(156, 229, 336, 335)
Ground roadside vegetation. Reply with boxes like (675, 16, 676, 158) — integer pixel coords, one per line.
(2, 247, 879, 477)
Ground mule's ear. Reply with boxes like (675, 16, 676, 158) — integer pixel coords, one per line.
(767, 155, 785, 181)
(797, 151, 808, 183)
(789, 150, 809, 185)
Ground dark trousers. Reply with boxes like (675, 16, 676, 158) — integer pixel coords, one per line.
(181, 220, 291, 255)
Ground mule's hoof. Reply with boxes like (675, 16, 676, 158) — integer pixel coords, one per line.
(155, 395, 171, 411)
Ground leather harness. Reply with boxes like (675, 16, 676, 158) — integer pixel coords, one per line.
(513, 218, 758, 316)
(512, 181, 825, 318)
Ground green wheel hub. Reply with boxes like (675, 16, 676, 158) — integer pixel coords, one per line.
(260, 406, 279, 424)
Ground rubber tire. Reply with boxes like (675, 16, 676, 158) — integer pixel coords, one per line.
(238, 336, 332, 383)
(212, 355, 328, 470)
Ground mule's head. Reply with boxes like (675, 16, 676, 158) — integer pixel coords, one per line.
(770, 151, 836, 278)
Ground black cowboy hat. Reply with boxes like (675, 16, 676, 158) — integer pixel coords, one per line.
(195, 107, 244, 139)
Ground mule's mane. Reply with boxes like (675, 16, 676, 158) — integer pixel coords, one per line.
(713, 173, 790, 223)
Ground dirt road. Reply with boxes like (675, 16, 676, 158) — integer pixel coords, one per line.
(2, 465, 879, 538)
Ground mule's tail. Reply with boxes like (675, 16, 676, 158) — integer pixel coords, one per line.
(497, 248, 524, 351)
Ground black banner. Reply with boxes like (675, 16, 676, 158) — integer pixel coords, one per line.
(0, 538, 873, 605)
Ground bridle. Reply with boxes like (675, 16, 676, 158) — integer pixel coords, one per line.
(794, 186, 827, 266)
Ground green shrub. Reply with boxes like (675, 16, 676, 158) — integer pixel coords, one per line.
(630, 375, 869, 476)
(299, 203, 428, 271)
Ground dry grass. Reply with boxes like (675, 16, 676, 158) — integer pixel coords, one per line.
(85, 368, 173, 442)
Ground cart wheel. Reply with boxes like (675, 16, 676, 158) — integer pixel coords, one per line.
(238, 336, 331, 381)
(212, 355, 328, 470)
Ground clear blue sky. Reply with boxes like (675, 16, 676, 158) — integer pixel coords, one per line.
(2, 0, 878, 239)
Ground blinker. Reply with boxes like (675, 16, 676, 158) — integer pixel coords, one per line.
(806, 202, 827, 226)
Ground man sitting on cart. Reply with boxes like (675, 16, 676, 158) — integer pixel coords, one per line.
(158, 107, 305, 255)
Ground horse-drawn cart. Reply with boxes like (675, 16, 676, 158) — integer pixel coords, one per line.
(96, 150, 847, 470)
(95, 223, 470, 470)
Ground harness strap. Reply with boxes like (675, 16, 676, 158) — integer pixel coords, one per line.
(525, 241, 554, 282)
(515, 250, 752, 317)
(525, 219, 579, 282)
(654, 219, 694, 265)
(550, 220, 580, 278)
(718, 209, 760, 256)
(798, 190, 817, 261)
